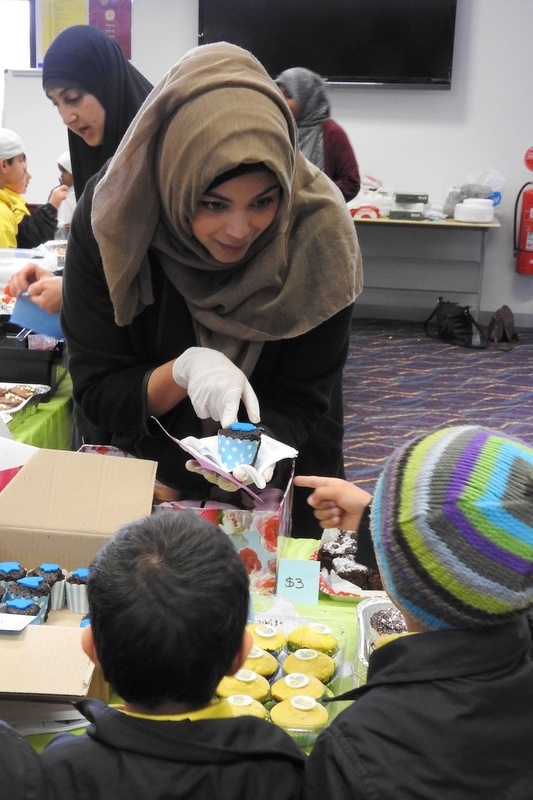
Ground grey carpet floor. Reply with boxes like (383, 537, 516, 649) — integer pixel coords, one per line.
(343, 318, 533, 493)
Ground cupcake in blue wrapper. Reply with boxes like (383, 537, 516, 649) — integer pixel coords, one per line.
(66, 568, 89, 614)
(6, 576, 51, 623)
(29, 563, 66, 610)
(217, 422, 262, 470)
(0, 596, 40, 622)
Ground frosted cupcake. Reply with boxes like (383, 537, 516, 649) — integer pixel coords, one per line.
(241, 645, 279, 680)
(29, 563, 66, 610)
(216, 669, 270, 703)
(66, 568, 89, 614)
(223, 695, 268, 719)
(270, 695, 328, 732)
(287, 623, 339, 656)
(283, 648, 336, 684)
(6, 576, 51, 623)
(246, 623, 286, 655)
(217, 422, 262, 470)
(0, 561, 27, 596)
(0, 597, 40, 622)
(271, 672, 327, 702)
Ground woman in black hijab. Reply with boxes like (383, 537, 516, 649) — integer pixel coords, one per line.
(42, 24, 153, 199)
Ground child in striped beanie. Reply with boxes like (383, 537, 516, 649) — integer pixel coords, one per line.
(297, 425, 533, 800)
(371, 424, 533, 630)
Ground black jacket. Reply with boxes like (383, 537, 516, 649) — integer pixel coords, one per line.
(304, 615, 533, 800)
(0, 720, 48, 800)
(17, 204, 57, 248)
(61, 174, 354, 536)
(41, 698, 304, 800)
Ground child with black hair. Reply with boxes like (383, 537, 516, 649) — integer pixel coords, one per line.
(40, 510, 305, 800)
(296, 425, 533, 800)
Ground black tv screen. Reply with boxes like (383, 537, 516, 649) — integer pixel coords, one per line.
(199, 0, 458, 88)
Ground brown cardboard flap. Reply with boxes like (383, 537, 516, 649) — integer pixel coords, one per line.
(0, 448, 157, 570)
(0, 449, 156, 533)
(0, 626, 94, 700)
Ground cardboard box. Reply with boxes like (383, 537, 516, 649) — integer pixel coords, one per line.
(0, 447, 157, 570)
(0, 443, 156, 704)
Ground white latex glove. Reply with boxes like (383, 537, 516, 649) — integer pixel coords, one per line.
(172, 347, 260, 428)
(185, 460, 274, 492)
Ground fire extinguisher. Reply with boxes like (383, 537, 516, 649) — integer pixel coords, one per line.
(514, 181, 533, 274)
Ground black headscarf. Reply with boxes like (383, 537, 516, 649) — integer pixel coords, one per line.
(42, 25, 153, 199)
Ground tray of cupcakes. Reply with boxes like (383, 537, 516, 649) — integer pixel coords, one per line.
(214, 602, 354, 749)
(0, 560, 89, 627)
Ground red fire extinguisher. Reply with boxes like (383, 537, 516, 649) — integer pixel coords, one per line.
(514, 181, 533, 274)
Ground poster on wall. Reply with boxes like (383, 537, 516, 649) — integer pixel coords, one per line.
(35, 0, 87, 66)
(34, 0, 132, 67)
(89, 0, 132, 59)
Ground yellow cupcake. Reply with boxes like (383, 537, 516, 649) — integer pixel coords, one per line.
(241, 645, 279, 679)
(222, 695, 268, 719)
(283, 648, 336, 683)
(270, 695, 328, 731)
(271, 672, 327, 702)
(287, 623, 338, 656)
(216, 669, 270, 703)
(246, 623, 287, 654)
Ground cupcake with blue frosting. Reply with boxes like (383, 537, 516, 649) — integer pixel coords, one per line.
(218, 422, 262, 470)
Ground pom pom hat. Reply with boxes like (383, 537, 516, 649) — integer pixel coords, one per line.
(371, 425, 533, 630)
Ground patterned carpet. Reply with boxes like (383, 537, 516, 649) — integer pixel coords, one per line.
(343, 318, 533, 493)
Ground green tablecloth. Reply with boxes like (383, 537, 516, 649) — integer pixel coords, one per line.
(8, 373, 72, 450)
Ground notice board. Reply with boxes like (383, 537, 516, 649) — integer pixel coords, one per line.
(2, 69, 68, 205)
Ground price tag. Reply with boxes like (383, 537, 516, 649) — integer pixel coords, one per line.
(276, 559, 320, 605)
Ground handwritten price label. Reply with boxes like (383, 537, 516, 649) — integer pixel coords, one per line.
(276, 559, 320, 605)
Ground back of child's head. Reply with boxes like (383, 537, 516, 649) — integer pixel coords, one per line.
(0, 128, 25, 160)
(88, 509, 250, 709)
(371, 425, 533, 631)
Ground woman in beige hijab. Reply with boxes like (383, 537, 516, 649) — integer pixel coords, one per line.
(61, 42, 362, 536)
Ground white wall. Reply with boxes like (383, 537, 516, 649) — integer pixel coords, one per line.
(129, 0, 533, 325)
(4, 0, 533, 323)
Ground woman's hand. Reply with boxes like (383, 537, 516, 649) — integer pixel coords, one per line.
(8, 262, 53, 298)
(25, 276, 63, 314)
(172, 347, 260, 427)
(185, 460, 274, 491)
(294, 475, 372, 530)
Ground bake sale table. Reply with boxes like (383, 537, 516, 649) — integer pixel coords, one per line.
(354, 216, 500, 318)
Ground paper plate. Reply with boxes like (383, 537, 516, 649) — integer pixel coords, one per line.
(310, 551, 387, 603)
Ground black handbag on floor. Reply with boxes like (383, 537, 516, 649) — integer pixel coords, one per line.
(487, 305, 519, 346)
(424, 297, 489, 349)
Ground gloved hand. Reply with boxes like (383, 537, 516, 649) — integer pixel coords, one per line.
(172, 347, 261, 428)
(186, 460, 275, 492)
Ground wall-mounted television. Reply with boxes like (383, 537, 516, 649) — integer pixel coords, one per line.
(198, 0, 458, 89)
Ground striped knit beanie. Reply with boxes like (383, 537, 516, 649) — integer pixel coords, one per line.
(371, 425, 533, 630)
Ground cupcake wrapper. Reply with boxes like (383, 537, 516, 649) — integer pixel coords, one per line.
(50, 578, 66, 611)
(218, 436, 260, 469)
(65, 582, 89, 615)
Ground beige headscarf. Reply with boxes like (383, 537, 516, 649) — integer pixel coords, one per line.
(92, 42, 362, 376)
